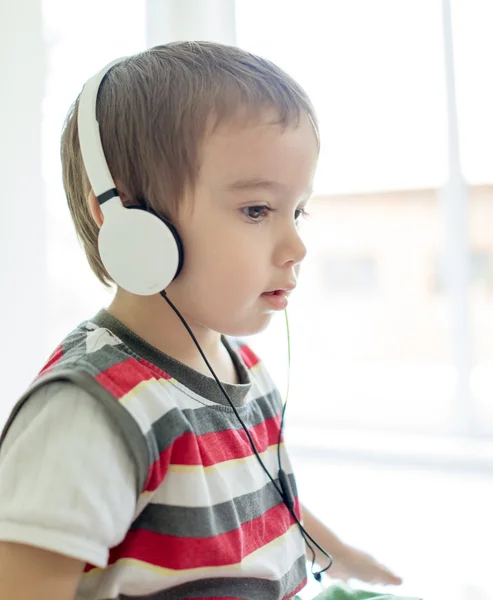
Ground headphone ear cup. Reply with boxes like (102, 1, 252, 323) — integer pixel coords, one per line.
(98, 203, 183, 295)
(140, 204, 184, 280)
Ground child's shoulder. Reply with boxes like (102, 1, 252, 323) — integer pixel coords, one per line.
(38, 316, 134, 380)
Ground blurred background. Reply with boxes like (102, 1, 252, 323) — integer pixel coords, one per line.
(1, 1, 492, 598)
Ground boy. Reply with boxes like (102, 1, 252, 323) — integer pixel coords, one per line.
(0, 42, 400, 600)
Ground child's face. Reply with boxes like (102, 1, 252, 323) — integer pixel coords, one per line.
(168, 111, 319, 337)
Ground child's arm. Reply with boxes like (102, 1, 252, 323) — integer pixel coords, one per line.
(300, 503, 402, 586)
(0, 542, 84, 600)
(0, 382, 138, 598)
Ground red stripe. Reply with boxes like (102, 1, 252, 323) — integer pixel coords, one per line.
(106, 498, 300, 570)
(95, 357, 171, 398)
(38, 345, 63, 376)
(174, 413, 281, 466)
(143, 413, 282, 493)
(143, 445, 173, 492)
(138, 358, 173, 381)
(237, 344, 260, 369)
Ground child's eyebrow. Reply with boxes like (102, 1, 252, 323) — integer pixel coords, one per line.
(225, 178, 313, 199)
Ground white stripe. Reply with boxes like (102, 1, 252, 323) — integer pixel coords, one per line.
(79, 523, 305, 599)
(120, 377, 278, 438)
(149, 444, 295, 508)
(120, 379, 214, 436)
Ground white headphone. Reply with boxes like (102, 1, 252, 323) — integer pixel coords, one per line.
(77, 58, 184, 296)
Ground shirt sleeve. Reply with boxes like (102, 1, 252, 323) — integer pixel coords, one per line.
(0, 380, 138, 568)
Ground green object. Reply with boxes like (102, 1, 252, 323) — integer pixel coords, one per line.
(294, 582, 422, 600)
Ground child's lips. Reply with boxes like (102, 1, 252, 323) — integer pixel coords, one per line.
(263, 284, 296, 295)
(261, 289, 290, 310)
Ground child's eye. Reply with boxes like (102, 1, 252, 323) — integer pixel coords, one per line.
(242, 206, 272, 222)
(295, 207, 310, 221)
(242, 205, 309, 224)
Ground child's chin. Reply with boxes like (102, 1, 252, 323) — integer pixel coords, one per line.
(220, 314, 274, 338)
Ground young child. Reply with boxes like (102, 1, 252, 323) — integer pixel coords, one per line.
(0, 42, 401, 600)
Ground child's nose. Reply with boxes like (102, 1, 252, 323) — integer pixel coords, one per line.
(275, 224, 308, 267)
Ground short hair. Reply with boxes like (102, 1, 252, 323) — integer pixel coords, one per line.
(61, 41, 319, 286)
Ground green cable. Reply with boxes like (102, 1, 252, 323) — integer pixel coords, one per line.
(277, 308, 291, 463)
(279, 308, 328, 576)
(284, 308, 291, 406)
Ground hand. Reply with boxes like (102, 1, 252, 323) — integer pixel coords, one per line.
(325, 544, 402, 586)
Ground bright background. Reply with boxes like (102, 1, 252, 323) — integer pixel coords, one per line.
(1, 1, 492, 598)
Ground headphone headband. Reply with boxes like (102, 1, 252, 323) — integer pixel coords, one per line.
(77, 58, 126, 199)
(75, 56, 183, 296)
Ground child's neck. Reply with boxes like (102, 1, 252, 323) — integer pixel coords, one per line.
(107, 290, 239, 384)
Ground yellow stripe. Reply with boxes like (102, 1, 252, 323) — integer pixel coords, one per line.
(165, 443, 284, 475)
(119, 377, 176, 406)
(83, 556, 243, 579)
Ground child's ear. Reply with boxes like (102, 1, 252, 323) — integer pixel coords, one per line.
(88, 190, 103, 228)
(115, 178, 132, 205)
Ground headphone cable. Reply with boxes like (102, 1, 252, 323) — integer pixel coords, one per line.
(160, 290, 333, 581)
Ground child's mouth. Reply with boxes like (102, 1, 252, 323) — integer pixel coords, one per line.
(261, 290, 289, 310)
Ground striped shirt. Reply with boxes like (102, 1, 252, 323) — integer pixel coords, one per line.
(0, 309, 307, 599)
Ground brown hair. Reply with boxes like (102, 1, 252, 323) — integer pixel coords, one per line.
(61, 41, 319, 286)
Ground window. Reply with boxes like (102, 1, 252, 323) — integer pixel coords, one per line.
(239, 1, 493, 437)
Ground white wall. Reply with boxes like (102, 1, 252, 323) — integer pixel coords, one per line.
(1, 0, 48, 414)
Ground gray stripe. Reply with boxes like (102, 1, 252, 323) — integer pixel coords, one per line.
(145, 407, 190, 465)
(149, 391, 282, 456)
(89, 309, 253, 407)
(179, 391, 282, 435)
(80, 344, 131, 373)
(100, 554, 307, 600)
(130, 473, 297, 537)
(0, 368, 149, 497)
(60, 326, 91, 356)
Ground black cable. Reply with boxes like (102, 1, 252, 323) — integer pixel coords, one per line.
(160, 290, 333, 581)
